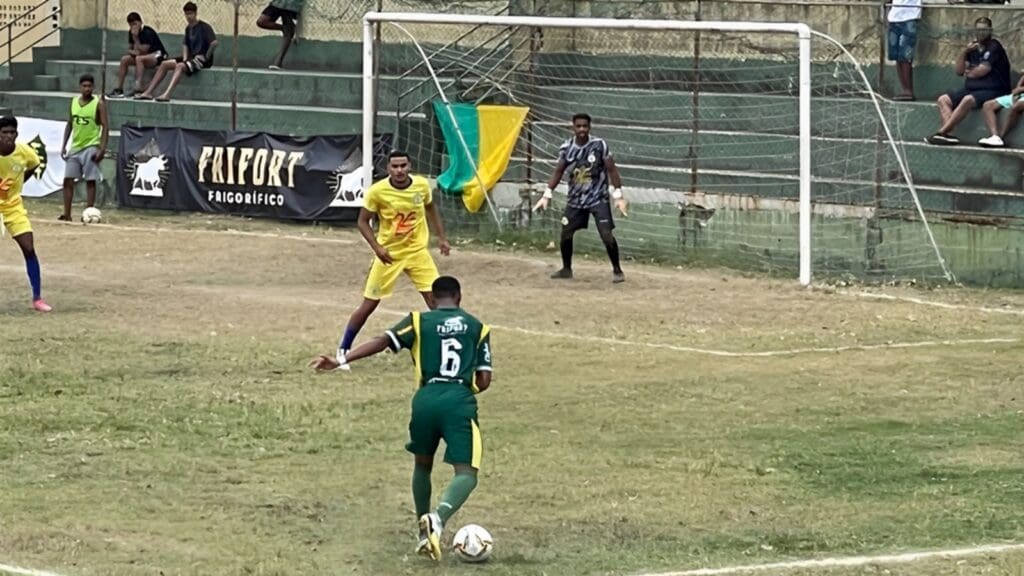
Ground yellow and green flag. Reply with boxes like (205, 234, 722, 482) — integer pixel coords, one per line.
(433, 101, 529, 213)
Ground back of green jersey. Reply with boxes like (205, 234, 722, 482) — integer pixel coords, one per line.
(386, 307, 492, 392)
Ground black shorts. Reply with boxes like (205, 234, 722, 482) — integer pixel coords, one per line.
(562, 202, 615, 235)
(136, 50, 165, 64)
(262, 4, 298, 22)
(946, 88, 1003, 110)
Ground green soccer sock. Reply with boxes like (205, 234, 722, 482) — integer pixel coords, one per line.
(412, 464, 433, 520)
(436, 473, 478, 525)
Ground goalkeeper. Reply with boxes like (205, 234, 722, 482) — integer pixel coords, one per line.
(532, 113, 628, 283)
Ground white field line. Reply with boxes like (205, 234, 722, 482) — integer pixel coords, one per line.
(635, 542, 1024, 576)
(39, 220, 1024, 317)
(843, 290, 1024, 317)
(3, 542, 1024, 576)
(3, 249, 1023, 574)
(0, 562, 70, 576)
(37, 221, 356, 246)
(0, 263, 1017, 358)
(176, 285, 1021, 358)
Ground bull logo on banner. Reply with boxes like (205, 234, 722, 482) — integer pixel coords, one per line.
(117, 127, 391, 220)
(127, 139, 170, 198)
(328, 165, 364, 207)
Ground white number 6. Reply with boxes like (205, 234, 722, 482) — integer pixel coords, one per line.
(440, 338, 463, 377)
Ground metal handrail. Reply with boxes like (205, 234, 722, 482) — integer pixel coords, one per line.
(1, 0, 51, 33)
(2, 1, 61, 69)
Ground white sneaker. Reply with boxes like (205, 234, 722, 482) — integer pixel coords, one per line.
(416, 512, 443, 561)
(979, 135, 1005, 148)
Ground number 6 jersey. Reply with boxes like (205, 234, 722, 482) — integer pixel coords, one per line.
(386, 307, 493, 393)
(363, 174, 433, 260)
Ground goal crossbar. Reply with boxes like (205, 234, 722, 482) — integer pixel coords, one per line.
(360, 12, 813, 283)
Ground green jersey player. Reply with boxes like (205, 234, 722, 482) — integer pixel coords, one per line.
(310, 275, 493, 561)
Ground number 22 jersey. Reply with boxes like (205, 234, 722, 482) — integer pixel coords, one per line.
(363, 175, 433, 260)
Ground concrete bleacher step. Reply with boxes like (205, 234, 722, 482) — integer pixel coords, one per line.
(0, 90, 414, 136)
(501, 159, 1024, 220)
(532, 85, 1024, 149)
(32, 74, 59, 91)
(526, 121, 1024, 196)
(45, 59, 445, 111)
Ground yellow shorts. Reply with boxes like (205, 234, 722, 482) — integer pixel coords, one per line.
(363, 249, 439, 300)
(1, 202, 33, 237)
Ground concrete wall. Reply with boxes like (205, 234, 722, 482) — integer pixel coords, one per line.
(60, 1, 1024, 100)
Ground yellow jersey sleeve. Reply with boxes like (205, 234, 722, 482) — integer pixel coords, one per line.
(19, 143, 41, 172)
(363, 181, 381, 213)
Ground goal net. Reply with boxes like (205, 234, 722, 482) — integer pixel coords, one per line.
(361, 13, 952, 285)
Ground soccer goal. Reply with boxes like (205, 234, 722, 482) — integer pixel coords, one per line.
(360, 12, 952, 286)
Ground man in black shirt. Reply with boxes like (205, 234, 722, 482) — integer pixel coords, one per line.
(927, 17, 1011, 145)
(108, 12, 166, 98)
(135, 2, 218, 103)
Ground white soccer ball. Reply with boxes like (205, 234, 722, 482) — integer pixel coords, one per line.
(452, 524, 493, 563)
(81, 207, 102, 224)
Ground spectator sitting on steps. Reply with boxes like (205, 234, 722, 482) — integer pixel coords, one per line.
(135, 2, 218, 103)
(108, 12, 167, 98)
(927, 17, 1010, 146)
(978, 74, 1024, 148)
(257, 0, 305, 70)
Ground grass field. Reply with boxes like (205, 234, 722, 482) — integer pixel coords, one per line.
(2, 204, 1023, 576)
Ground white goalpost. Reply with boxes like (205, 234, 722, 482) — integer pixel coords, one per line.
(360, 11, 952, 286)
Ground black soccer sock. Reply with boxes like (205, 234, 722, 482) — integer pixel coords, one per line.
(605, 238, 622, 273)
(560, 237, 573, 270)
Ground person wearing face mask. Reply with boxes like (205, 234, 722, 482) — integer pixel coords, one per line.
(927, 17, 1011, 146)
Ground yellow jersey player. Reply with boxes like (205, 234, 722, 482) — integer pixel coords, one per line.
(0, 116, 52, 312)
(336, 150, 451, 368)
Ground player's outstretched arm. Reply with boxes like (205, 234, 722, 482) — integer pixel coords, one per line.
(607, 156, 627, 217)
(533, 158, 567, 212)
(424, 200, 450, 256)
(309, 334, 390, 372)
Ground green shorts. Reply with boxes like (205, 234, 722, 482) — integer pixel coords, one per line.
(995, 94, 1021, 109)
(406, 384, 482, 469)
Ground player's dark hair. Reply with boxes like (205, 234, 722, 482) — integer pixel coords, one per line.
(127, 12, 142, 24)
(432, 276, 461, 300)
(79, 73, 94, 85)
(0, 116, 18, 130)
(388, 150, 410, 161)
(572, 113, 592, 125)
(975, 17, 993, 28)
(183, 1, 198, 13)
